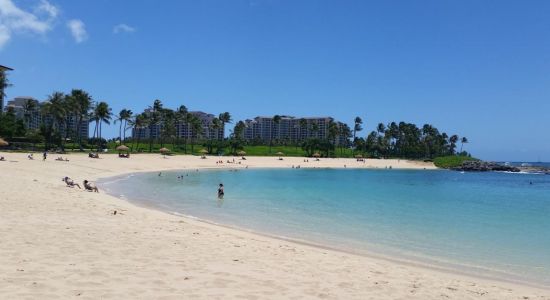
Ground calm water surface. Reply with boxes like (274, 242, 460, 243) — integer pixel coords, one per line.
(99, 169, 550, 286)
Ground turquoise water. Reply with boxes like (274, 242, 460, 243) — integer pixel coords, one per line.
(99, 169, 550, 286)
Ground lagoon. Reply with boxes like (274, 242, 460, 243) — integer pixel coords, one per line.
(100, 168, 550, 287)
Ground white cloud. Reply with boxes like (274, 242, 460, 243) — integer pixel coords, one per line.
(0, 24, 10, 48)
(35, 0, 58, 19)
(67, 19, 87, 43)
(0, 0, 58, 49)
(113, 23, 135, 34)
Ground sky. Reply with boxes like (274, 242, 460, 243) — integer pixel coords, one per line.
(1, 0, 549, 161)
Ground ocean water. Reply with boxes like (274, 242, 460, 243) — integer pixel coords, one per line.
(99, 169, 550, 287)
(506, 162, 550, 169)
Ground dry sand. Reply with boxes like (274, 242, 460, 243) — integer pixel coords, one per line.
(0, 152, 548, 299)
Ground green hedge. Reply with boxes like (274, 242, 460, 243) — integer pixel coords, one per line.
(433, 155, 478, 169)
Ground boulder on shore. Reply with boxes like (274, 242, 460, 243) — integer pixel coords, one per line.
(452, 161, 520, 172)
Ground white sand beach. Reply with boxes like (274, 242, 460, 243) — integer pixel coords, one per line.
(0, 152, 548, 299)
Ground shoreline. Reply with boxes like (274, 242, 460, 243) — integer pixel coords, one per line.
(1, 152, 549, 299)
(99, 170, 550, 291)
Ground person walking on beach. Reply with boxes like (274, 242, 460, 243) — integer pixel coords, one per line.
(217, 183, 224, 199)
(43, 151, 47, 161)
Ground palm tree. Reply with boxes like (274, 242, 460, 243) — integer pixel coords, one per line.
(122, 109, 133, 143)
(327, 120, 339, 156)
(160, 108, 175, 147)
(310, 122, 319, 138)
(231, 121, 246, 155)
(69, 89, 92, 151)
(39, 101, 54, 150)
(460, 137, 468, 153)
(377, 123, 386, 136)
(147, 99, 163, 152)
(270, 115, 281, 154)
(353, 116, 363, 145)
(115, 109, 129, 144)
(130, 113, 147, 152)
(299, 118, 307, 142)
(449, 134, 459, 155)
(174, 105, 187, 150)
(0, 69, 12, 114)
(190, 114, 203, 154)
(92, 101, 112, 151)
(218, 112, 232, 139)
(208, 117, 221, 153)
(183, 112, 194, 153)
(62, 94, 79, 149)
(340, 123, 352, 155)
(22, 99, 37, 129)
(46, 92, 67, 150)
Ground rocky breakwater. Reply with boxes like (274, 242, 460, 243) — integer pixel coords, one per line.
(452, 161, 521, 172)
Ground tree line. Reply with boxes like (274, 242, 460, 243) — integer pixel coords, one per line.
(350, 117, 469, 159)
(0, 87, 469, 159)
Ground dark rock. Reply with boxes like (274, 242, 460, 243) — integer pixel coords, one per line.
(452, 161, 520, 172)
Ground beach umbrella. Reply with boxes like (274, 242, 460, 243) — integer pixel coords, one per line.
(0, 138, 8, 147)
(199, 149, 209, 154)
(237, 150, 246, 156)
(275, 151, 284, 156)
(159, 147, 170, 158)
(312, 152, 321, 158)
(116, 145, 129, 152)
(354, 154, 363, 158)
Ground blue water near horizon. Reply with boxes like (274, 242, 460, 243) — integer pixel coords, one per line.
(99, 169, 550, 287)
(504, 162, 550, 168)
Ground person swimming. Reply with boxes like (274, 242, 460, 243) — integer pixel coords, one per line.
(217, 183, 224, 199)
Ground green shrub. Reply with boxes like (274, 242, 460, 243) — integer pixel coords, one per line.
(433, 155, 479, 169)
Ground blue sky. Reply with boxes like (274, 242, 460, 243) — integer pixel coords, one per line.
(1, 0, 549, 161)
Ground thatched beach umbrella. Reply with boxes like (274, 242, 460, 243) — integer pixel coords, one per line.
(0, 138, 8, 147)
(275, 151, 284, 156)
(237, 150, 246, 156)
(312, 152, 321, 158)
(159, 147, 170, 158)
(116, 145, 129, 152)
(354, 154, 363, 158)
(199, 149, 208, 154)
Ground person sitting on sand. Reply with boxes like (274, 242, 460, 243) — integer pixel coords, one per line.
(83, 180, 99, 192)
(0, 156, 5, 161)
(63, 177, 81, 189)
(28, 153, 34, 160)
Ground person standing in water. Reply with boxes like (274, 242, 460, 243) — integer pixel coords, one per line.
(217, 183, 224, 199)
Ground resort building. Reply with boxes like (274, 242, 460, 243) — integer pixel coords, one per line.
(132, 110, 224, 141)
(242, 116, 349, 145)
(4, 96, 89, 139)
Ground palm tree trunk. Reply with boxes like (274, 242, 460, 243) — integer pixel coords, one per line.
(77, 116, 83, 151)
(119, 122, 122, 144)
(99, 122, 102, 151)
(123, 120, 127, 143)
